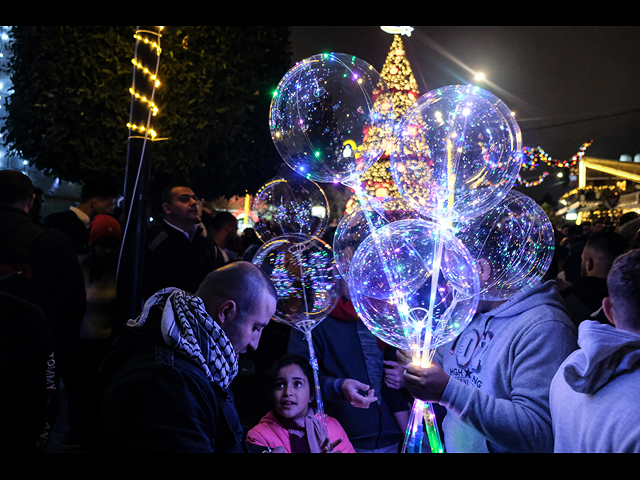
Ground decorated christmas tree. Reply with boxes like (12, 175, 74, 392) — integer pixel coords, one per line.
(347, 29, 423, 212)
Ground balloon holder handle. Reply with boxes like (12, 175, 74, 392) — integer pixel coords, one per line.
(402, 399, 444, 453)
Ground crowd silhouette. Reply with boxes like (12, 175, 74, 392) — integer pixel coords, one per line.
(2, 169, 640, 453)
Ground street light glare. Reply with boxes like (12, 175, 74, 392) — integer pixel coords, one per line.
(475, 73, 485, 81)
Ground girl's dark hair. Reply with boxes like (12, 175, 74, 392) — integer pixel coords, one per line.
(266, 354, 317, 408)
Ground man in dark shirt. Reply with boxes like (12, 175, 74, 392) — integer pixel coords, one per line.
(561, 231, 628, 327)
(99, 262, 278, 453)
(143, 185, 227, 301)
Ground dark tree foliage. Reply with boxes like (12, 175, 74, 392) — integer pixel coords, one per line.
(2, 26, 292, 199)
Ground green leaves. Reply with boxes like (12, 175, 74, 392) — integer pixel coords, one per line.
(3, 26, 292, 199)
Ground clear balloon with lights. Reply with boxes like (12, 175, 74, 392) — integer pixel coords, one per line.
(455, 190, 555, 301)
(348, 218, 480, 353)
(253, 233, 338, 331)
(390, 84, 523, 223)
(333, 196, 422, 283)
(269, 52, 395, 186)
(252, 172, 330, 244)
(348, 218, 480, 454)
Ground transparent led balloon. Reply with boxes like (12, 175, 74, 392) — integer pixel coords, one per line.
(391, 84, 523, 223)
(252, 173, 330, 244)
(455, 190, 555, 301)
(269, 52, 395, 185)
(252, 233, 339, 332)
(349, 219, 480, 351)
(333, 196, 422, 282)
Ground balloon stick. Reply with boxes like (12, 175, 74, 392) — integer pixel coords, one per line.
(402, 355, 444, 454)
(351, 186, 444, 454)
(293, 243, 329, 438)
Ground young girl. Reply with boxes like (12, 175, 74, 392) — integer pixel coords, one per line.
(246, 355, 356, 453)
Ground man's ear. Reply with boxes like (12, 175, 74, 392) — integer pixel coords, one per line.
(216, 299, 238, 327)
(584, 255, 594, 274)
(602, 297, 616, 326)
(161, 202, 171, 215)
(26, 193, 35, 213)
(478, 258, 492, 284)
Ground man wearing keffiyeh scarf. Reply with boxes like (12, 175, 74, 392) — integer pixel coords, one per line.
(127, 288, 240, 390)
(99, 262, 277, 453)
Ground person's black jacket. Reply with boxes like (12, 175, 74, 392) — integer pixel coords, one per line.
(42, 209, 90, 255)
(98, 306, 247, 453)
(561, 276, 611, 328)
(143, 221, 226, 301)
(0, 206, 86, 374)
(0, 291, 59, 453)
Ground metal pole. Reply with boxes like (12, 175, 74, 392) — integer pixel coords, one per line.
(117, 26, 163, 324)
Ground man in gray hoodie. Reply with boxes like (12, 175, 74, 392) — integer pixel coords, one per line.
(400, 278, 578, 453)
(550, 249, 640, 453)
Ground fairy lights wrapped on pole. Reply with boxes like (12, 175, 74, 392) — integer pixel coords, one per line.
(118, 26, 164, 321)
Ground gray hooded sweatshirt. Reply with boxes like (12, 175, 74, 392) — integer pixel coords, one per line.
(550, 320, 640, 453)
(434, 280, 577, 453)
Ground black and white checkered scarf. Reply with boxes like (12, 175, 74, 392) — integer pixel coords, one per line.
(127, 288, 239, 389)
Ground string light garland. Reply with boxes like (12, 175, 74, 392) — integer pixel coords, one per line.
(131, 58, 161, 88)
(521, 140, 593, 170)
(133, 30, 163, 55)
(516, 140, 593, 187)
(126, 122, 157, 139)
(128, 87, 159, 116)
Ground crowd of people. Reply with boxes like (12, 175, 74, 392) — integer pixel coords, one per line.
(1, 168, 640, 453)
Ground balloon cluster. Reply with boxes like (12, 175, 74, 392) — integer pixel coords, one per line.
(254, 52, 555, 453)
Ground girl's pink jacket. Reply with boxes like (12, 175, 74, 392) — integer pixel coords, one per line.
(246, 410, 357, 453)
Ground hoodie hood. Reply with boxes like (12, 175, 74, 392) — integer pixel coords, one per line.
(562, 320, 640, 395)
(481, 279, 569, 321)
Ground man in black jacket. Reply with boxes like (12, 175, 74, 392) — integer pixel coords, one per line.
(99, 262, 278, 453)
(0, 170, 87, 450)
(143, 185, 227, 301)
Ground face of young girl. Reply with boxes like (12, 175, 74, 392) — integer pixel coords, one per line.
(273, 364, 312, 424)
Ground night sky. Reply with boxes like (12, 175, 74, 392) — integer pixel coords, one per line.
(290, 26, 640, 201)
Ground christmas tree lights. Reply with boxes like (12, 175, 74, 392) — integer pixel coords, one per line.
(356, 32, 422, 204)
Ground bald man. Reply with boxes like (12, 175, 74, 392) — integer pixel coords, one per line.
(99, 262, 277, 453)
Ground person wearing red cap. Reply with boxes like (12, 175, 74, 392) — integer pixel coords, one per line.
(88, 214, 121, 249)
(43, 180, 117, 255)
(76, 214, 123, 450)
